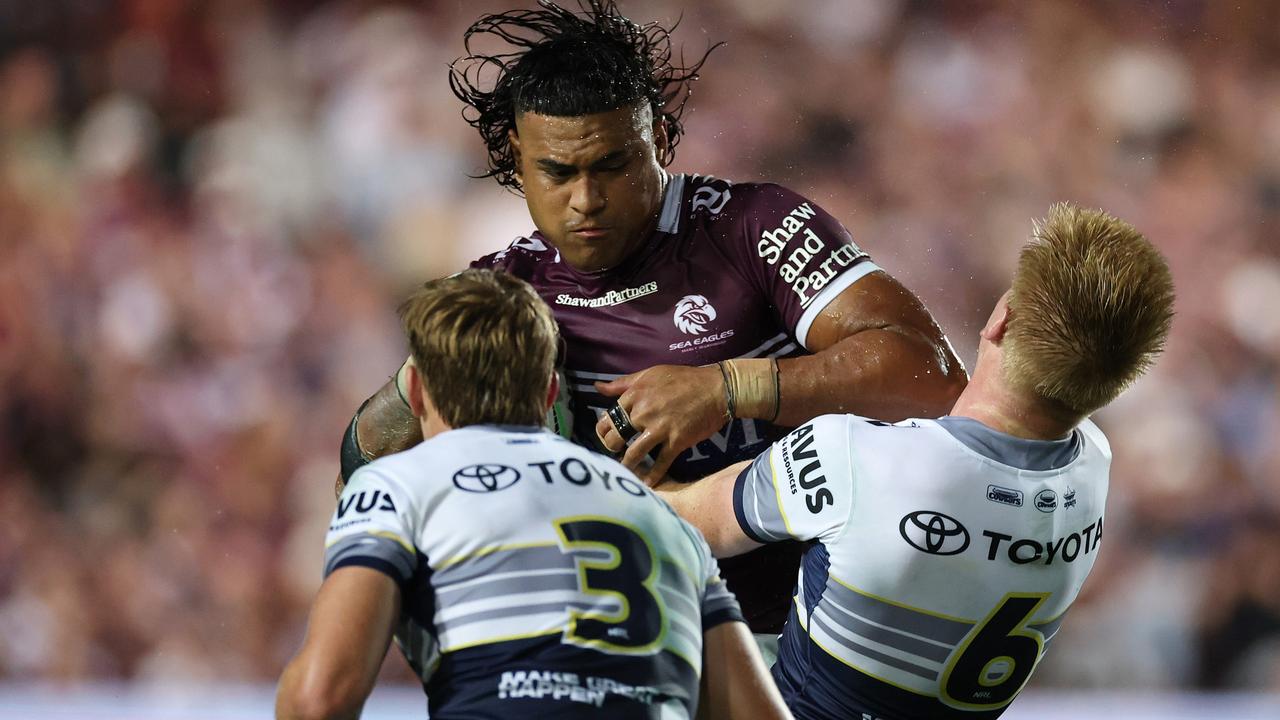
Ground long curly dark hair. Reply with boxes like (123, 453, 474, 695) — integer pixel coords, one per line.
(448, 0, 721, 193)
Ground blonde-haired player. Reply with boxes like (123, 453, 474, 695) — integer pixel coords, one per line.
(658, 203, 1175, 720)
(278, 269, 790, 720)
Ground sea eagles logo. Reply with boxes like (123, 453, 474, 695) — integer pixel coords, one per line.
(674, 295, 717, 335)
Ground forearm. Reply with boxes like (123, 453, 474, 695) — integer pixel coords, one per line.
(774, 326, 965, 425)
(358, 376, 423, 458)
(658, 461, 759, 558)
(337, 376, 424, 496)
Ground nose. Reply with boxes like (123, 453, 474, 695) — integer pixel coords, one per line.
(569, 174, 606, 217)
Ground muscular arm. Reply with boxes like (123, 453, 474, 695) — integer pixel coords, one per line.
(699, 621, 793, 720)
(276, 567, 400, 720)
(599, 271, 965, 480)
(657, 461, 759, 559)
(776, 271, 966, 425)
(335, 363, 422, 496)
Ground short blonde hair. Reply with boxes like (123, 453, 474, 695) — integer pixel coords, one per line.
(1004, 203, 1174, 416)
(399, 269, 558, 428)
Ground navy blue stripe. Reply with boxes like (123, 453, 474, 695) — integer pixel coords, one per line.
(703, 605, 745, 631)
(329, 556, 408, 584)
(734, 462, 770, 544)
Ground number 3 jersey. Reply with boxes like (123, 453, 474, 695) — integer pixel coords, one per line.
(325, 425, 744, 719)
(733, 414, 1111, 720)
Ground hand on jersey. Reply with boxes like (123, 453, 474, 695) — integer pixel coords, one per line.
(595, 364, 728, 483)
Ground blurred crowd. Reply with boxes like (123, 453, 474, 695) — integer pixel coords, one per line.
(1, 0, 1278, 692)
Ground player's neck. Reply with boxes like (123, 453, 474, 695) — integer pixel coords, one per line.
(950, 369, 1074, 442)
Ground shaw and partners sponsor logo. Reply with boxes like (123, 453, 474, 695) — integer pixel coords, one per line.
(779, 423, 833, 513)
(983, 516, 1103, 565)
(555, 282, 658, 308)
(452, 464, 522, 493)
(899, 511, 971, 556)
(986, 484, 1024, 508)
(756, 202, 866, 308)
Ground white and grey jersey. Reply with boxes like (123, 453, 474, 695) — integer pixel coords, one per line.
(733, 414, 1111, 720)
(325, 425, 743, 719)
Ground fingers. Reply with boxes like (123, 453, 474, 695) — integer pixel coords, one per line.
(594, 374, 636, 398)
(643, 444, 683, 486)
(595, 410, 628, 453)
(621, 429, 663, 471)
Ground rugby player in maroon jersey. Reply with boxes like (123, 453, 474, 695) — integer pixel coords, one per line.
(338, 0, 967, 642)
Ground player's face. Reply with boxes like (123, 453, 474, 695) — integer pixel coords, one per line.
(510, 104, 668, 272)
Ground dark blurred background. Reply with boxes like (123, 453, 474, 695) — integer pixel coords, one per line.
(1, 0, 1278, 700)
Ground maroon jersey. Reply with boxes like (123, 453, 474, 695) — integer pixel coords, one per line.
(472, 174, 879, 632)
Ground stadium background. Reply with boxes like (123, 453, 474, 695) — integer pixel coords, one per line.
(1, 0, 1278, 717)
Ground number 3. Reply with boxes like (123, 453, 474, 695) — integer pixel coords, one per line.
(555, 517, 666, 654)
(940, 593, 1049, 710)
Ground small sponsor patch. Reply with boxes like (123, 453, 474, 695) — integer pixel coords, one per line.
(986, 484, 1024, 508)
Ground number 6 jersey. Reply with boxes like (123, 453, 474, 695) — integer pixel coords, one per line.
(733, 414, 1110, 720)
(325, 425, 743, 719)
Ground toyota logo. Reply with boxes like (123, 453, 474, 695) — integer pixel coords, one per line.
(899, 511, 970, 556)
(452, 464, 521, 493)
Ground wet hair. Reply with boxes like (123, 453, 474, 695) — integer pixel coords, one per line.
(448, 0, 720, 192)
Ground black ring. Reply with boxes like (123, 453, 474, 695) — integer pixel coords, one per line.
(607, 403, 639, 442)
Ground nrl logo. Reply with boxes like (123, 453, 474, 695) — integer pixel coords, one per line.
(674, 295, 717, 335)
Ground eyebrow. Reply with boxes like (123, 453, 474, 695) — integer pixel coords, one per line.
(535, 150, 630, 174)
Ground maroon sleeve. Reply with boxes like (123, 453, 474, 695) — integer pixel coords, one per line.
(717, 183, 876, 347)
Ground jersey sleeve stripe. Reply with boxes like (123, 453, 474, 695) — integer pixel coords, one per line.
(327, 555, 414, 585)
(324, 534, 416, 582)
(733, 463, 771, 545)
(794, 261, 880, 350)
(701, 603, 746, 632)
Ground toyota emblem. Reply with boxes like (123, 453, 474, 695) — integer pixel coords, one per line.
(899, 510, 970, 556)
(452, 464, 522, 493)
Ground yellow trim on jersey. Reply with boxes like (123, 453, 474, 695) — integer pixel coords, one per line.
(435, 541, 558, 568)
(809, 630, 935, 698)
(768, 450, 796, 538)
(553, 515, 669, 657)
(442, 627, 563, 653)
(829, 574, 976, 625)
(369, 530, 414, 554)
(324, 529, 414, 554)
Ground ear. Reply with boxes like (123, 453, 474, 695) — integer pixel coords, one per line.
(981, 290, 1013, 345)
(508, 127, 524, 186)
(406, 361, 427, 419)
(545, 370, 560, 411)
(652, 117, 670, 161)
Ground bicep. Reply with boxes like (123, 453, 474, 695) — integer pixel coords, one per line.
(662, 461, 761, 558)
(804, 270, 954, 358)
(286, 567, 401, 713)
(699, 621, 791, 720)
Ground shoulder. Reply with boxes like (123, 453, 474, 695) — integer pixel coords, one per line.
(683, 175, 816, 221)
(470, 234, 560, 278)
(1076, 418, 1113, 461)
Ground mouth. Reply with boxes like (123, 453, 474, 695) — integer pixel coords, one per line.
(569, 227, 612, 239)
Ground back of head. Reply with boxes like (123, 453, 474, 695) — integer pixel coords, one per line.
(399, 269, 558, 428)
(1004, 203, 1175, 417)
(449, 0, 718, 191)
